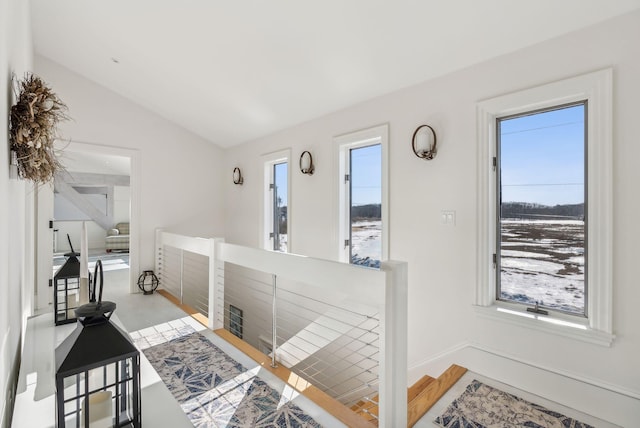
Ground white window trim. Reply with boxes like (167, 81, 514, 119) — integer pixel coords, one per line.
(475, 69, 614, 346)
(261, 149, 291, 252)
(334, 124, 389, 264)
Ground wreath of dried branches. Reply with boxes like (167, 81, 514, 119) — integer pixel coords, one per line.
(9, 73, 69, 183)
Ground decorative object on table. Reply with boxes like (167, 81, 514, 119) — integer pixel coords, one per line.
(435, 379, 594, 428)
(55, 260, 141, 428)
(137, 270, 159, 295)
(299, 150, 314, 175)
(411, 124, 437, 160)
(232, 166, 243, 185)
(9, 73, 69, 183)
(54, 235, 86, 325)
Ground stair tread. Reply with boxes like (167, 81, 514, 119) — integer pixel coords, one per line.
(407, 374, 436, 402)
(407, 364, 467, 427)
(352, 374, 438, 425)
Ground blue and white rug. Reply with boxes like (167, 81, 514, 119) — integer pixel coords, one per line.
(135, 325, 322, 427)
(435, 379, 594, 428)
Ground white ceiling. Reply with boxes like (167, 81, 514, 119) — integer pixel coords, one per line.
(58, 150, 131, 175)
(31, 1, 640, 148)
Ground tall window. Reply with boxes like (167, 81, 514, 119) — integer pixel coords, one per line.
(335, 124, 388, 268)
(497, 103, 586, 316)
(476, 69, 613, 344)
(263, 151, 290, 252)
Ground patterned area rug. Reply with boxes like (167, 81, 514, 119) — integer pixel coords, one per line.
(135, 324, 322, 427)
(435, 379, 594, 428)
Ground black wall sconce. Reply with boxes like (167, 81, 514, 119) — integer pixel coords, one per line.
(411, 124, 437, 160)
(232, 167, 243, 185)
(299, 151, 314, 175)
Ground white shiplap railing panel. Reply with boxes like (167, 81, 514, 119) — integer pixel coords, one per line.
(155, 229, 224, 330)
(218, 242, 386, 307)
(159, 231, 212, 257)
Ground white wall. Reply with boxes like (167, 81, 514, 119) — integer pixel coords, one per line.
(113, 186, 130, 223)
(53, 185, 131, 253)
(0, 0, 32, 426)
(223, 10, 640, 423)
(34, 56, 226, 273)
(54, 221, 107, 253)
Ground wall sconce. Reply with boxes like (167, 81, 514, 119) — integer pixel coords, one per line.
(232, 167, 243, 185)
(411, 125, 437, 160)
(299, 151, 314, 175)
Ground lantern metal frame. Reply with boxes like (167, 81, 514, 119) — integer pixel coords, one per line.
(137, 270, 159, 295)
(55, 260, 141, 428)
(54, 235, 84, 325)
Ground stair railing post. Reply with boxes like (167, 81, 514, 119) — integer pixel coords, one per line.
(180, 249, 184, 304)
(271, 273, 278, 368)
(209, 238, 225, 330)
(379, 260, 408, 427)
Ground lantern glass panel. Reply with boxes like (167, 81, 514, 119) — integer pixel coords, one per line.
(55, 277, 82, 324)
(55, 321, 141, 427)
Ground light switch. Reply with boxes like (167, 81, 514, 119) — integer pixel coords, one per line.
(441, 210, 456, 225)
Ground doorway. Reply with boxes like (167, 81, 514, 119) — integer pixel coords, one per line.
(36, 142, 140, 312)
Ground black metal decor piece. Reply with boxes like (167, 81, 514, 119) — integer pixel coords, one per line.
(137, 270, 159, 295)
(411, 124, 438, 160)
(54, 235, 83, 325)
(55, 260, 141, 427)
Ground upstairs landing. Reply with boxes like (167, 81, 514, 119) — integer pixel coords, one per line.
(415, 371, 620, 428)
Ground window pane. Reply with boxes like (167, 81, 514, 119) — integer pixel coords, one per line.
(273, 162, 288, 252)
(498, 103, 586, 315)
(350, 144, 381, 268)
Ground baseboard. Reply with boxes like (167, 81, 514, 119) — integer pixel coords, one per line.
(408, 341, 640, 427)
(1, 328, 10, 428)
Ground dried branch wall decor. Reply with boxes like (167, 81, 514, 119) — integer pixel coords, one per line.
(9, 73, 69, 183)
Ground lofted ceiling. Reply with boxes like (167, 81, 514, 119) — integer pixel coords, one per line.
(31, 1, 640, 148)
(58, 151, 130, 175)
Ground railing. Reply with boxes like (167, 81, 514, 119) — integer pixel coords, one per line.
(155, 229, 407, 427)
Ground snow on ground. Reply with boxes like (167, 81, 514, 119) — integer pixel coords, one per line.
(500, 250, 551, 259)
(346, 219, 585, 314)
(500, 219, 585, 314)
(351, 220, 382, 267)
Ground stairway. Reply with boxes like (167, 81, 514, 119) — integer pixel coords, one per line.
(352, 365, 467, 427)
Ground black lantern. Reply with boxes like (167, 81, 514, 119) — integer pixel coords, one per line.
(55, 260, 141, 427)
(54, 235, 84, 325)
(137, 270, 159, 295)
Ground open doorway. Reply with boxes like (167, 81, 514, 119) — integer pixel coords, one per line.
(36, 142, 140, 312)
